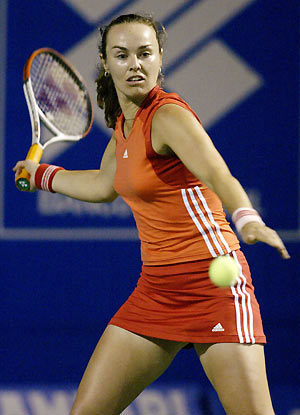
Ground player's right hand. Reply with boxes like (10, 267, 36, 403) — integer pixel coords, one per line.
(13, 160, 39, 192)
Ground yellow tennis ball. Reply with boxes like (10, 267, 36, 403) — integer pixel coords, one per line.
(209, 256, 239, 287)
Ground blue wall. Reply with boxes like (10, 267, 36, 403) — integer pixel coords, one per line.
(1, 0, 299, 413)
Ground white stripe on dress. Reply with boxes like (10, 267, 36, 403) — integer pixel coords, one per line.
(230, 283, 244, 343)
(232, 251, 255, 343)
(188, 188, 225, 255)
(194, 186, 231, 254)
(181, 188, 217, 257)
(181, 186, 255, 343)
(234, 275, 250, 343)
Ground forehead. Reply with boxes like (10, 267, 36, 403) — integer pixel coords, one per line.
(106, 23, 158, 48)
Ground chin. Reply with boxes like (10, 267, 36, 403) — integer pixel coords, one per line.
(117, 82, 155, 104)
(126, 83, 153, 98)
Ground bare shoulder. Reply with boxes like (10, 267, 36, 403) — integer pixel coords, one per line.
(152, 103, 203, 139)
(153, 103, 196, 124)
(151, 103, 206, 155)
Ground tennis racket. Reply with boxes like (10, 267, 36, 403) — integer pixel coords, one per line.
(15, 47, 93, 191)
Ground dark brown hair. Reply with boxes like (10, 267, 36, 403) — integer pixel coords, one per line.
(96, 14, 167, 129)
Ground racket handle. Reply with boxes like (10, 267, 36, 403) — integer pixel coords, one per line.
(15, 144, 43, 191)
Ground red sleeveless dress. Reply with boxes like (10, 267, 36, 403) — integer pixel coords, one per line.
(109, 86, 265, 344)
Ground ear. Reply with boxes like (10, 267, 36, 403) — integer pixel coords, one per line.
(99, 53, 107, 70)
(159, 50, 163, 67)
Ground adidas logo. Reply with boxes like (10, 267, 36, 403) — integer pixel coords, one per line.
(212, 323, 225, 332)
(123, 149, 128, 159)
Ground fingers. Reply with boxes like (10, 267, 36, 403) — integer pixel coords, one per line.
(270, 231, 290, 259)
(13, 160, 27, 171)
(13, 160, 39, 192)
(277, 244, 290, 259)
(13, 161, 26, 176)
(241, 223, 290, 259)
(260, 227, 290, 259)
(13, 160, 39, 176)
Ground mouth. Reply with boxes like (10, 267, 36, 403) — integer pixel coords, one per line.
(126, 75, 145, 84)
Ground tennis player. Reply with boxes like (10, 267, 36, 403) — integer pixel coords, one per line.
(14, 14, 289, 415)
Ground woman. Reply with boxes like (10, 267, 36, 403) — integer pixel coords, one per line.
(14, 14, 289, 415)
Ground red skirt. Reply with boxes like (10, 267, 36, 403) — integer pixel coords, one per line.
(109, 250, 266, 344)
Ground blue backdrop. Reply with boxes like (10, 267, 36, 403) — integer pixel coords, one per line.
(1, 1, 299, 414)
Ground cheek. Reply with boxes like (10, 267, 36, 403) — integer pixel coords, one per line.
(107, 58, 127, 76)
(147, 56, 161, 74)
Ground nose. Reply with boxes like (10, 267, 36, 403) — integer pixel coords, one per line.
(129, 55, 141, 71)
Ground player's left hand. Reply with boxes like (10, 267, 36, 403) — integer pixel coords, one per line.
(240, 222, 290, 259)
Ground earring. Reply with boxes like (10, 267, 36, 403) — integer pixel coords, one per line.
(104, 71, 110, 77)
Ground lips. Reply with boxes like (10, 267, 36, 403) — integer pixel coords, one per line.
(126, 75, 145, 82)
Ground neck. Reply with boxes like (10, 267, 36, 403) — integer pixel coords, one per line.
(120, 99, 140, 121)
(116, 88, 152, 121)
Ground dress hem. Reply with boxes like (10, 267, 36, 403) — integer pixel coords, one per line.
(108, 321, 266, 344)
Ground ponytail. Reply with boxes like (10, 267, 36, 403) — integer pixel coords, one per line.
(95, 68, 121, 129)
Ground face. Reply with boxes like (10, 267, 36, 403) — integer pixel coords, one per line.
(103, 23, 162, 103)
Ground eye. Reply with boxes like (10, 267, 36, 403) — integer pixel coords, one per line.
(141, 51, 151, 58)
(116, 53, 127, 59)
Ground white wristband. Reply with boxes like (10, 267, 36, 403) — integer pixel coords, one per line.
(232, 207, 265, 234)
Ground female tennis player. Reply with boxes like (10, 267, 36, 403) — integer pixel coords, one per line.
(14, 14, 289, 415)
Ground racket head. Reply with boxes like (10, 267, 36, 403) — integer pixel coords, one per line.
(16, 48, 93, 192)
(23, 47, 93, 144)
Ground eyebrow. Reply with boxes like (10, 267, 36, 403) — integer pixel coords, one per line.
(112, 44, 152, 51)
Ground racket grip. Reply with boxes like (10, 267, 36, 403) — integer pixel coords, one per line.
(15, 144, 43, 191)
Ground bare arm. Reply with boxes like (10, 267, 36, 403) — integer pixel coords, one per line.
(52, 135, 118, 202)
(14, 135, 118, 203)
(151, 104, 289, 258)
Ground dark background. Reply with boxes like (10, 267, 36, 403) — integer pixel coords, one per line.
(1, 0, 299, 412)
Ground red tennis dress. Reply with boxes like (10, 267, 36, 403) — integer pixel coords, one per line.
(110, 85, 266, 344)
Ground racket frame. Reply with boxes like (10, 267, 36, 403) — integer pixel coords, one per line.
(16, 47, 93, 191)
(24, 79, 82, 150)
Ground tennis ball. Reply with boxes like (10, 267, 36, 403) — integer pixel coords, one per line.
(209, 256, 239, 287)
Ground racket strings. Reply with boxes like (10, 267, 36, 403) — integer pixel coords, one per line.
(30, 53, 91, 136)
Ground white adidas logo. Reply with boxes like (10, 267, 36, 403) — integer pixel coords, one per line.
(212, 323, 225, 332)
(123, 149, 128, 159)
